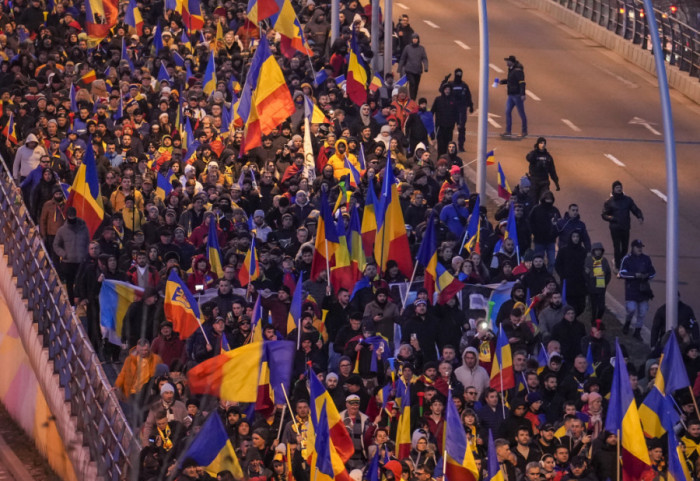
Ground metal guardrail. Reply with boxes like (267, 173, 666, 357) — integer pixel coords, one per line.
(554, 0, 700, 79)
(0, 164, 140, 480)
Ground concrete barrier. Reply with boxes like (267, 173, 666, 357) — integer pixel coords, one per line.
(521, 0, 700, 104)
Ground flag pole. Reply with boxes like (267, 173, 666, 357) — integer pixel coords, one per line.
(195, 291, 211, 346)
(688, 386, 700, 419)
(616, 429, 620, 481)
(401, 262, 419, 310)
(281, 383, 300, 436)
(277, 404, 287, 441)
(442, 449, 447, 479)
(499, 366, 505, 419)
(324, 238, 331, 288)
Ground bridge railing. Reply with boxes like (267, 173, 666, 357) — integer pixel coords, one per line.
(0, 161, 140, 480)
(555, 0, 700, 79)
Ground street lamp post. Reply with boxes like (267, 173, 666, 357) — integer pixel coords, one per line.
(383, 0, 393, 78)
(475, 0, 489, 203)
(640, 0, 678, 333)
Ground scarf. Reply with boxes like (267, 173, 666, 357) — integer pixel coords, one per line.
(158, 424, 173, 451)
(592, 257, 605, 288)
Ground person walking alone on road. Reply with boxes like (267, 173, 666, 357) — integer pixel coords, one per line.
(601, 180, 644, 271)
(619, 239, 655, 340)
(500, 55, 527, 137)
(526, 137, 559, 202)
(440, 68, 474, 152)
(431, 83, 459, 157)
(399, 33, 429, 100)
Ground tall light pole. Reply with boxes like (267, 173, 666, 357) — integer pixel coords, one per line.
(474, 0, 489, 202)
(383, 0, 393, 77)
(371, 0, 381, 72)
(641, 0, 678, 333)
(331, 0, 339, 43)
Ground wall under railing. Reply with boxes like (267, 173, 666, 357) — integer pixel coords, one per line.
(0, 160, 140, 480)
(524, 0, 700, 103)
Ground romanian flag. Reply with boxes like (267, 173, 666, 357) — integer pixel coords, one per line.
(308, 366, 355, 463)
(445, 388, 479, 481)
(207, 219, 225, 278)
(304, 95, 329, 124)
(639, 385, 680, 438)
(497, 162, 512, 201)
(346, 27, 368, 106)
(395, 380, 412, 458)
(487, 430, 506, 481)
(463, 195, 481, 255)
(164, 269, 202, 339)
(80, 69, 98, 85)
(85, 0, 118, 45)
(489, 327, 515, 391)
(203, 50, 217, 97)
(249, 295, 264, 343)
(486, 149, 495, 165)
(286, 273, 303, 337)
(369, 73, 383, 93)
(188, 342, 264, 402)
(605, 340, 650, 481)
(374, 153, 412, 277)
(165, 0, 183, 14)
(246, 0, 282, 23)
(330, 217, 357, 294)
(416, 214, 465, 305)
(180, 413, 244, 478)
(99, 280, 143, 346)
(239, 235, 260, 286)
(347, 204, 367, 280)
(3, 112, 16, 145)
(242, 36, 295, 153)
(255, 340, 296, 417)
(345, 156, 362, 188)
(66, 140, 104, 237)
(310, 189, 339, 280)
(124, 0, 143, 35)
(155, 173, 173, 200)
(666, 400, 693, 481)
(310, 402, 352, 481)
(270, 0, 313, 58)
(182, 0, 205, 33)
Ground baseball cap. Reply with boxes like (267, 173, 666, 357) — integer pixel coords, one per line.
(346, 394, 360, 403)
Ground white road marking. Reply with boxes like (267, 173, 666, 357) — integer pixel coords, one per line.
(604, 153, 626, 167)
(423, 20, 440, 29)
(396, 2, 409, 9)
(561, 119, 581, 132)
(629, 116, 662, 136)
(472, 109, 502, 129)
(489, 63, 504, 73)
(454, 40, 470, 50)
(650, 189, 668, 202)
(595, 65, 639, 88)
(526, 90, 541, 101)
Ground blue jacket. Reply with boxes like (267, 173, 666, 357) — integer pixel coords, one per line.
(619, 252, 655, 301)
(439, 192, 470, 237)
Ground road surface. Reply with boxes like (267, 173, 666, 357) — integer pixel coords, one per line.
(397, 0, 700, 334)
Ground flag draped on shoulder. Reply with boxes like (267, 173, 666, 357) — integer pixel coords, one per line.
(605, 339, 650, 481)
(99, 280, 143, 346)
(66, 140, 104, 237)
(164, 269, 202, 339)
(374, 152, 412, 277)
(180, 412, 244, 478)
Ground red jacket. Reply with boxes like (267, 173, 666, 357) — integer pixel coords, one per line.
(150, 333, 187, 368)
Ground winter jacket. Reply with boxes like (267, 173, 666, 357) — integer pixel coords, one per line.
(619, 252, 656, 302)
(114, 349, 163, 398)
(499, 61, 526, 96)
(150, 333, 187, 368)
(13, 133, 47, 179)
(584, 244, 611, 293)
(362, 300, 400, 343)
(525, 146, 558, 185)
(528, 195, 561, 244)
(454, 347, 490, 398)
(431, 90, 458, 128)
(53, 218, 91, 263)
(556, 213, 591, 251)
(554, 233, 588, 295)
(398, 37, 428, 75)
(39, 199, 66, 237)
(439, 192, 470, 236)
(601, 192, 643, 231)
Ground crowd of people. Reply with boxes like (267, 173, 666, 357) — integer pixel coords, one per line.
(5, 0, 700, 480)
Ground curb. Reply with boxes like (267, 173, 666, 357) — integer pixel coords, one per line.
(0, 431, 37, 481)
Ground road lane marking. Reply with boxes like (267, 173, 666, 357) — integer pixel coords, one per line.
(650, 189, 667, 202)
(526, 90, 541, 101)
(604, 153, 626, 167)
(561, 119, 581, 132)
(454, 40, 470, 50)
(629, 116, 662, 136)
(472, 109, 502, 129)
(594, 65, 639, 88)
(396, 2, 409, 9)
(489, 63, 504, 73)
(423, 20, 440, 29)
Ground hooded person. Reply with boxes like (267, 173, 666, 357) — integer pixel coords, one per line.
(362, 287, 400, 344)
(327, 138, 361, 180)
(528, 190, 561, 273)
(439, 191, 470, 237)
(398, 33, 428, 100)
(454, 346, 490, 398)
(601, 180, 644, 270)
(440, 68, 474, 152)
(525, 137, 559, 202)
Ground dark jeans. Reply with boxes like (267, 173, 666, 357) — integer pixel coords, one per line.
(505, 94, 527, 135)
(457, 108, 468, 149)
(407, 72, 422, 100)
(590, 291, 606, 322)
(60, 261, 81, 304)
(436, 124, 454, 156)
(610, 227, 630, 269)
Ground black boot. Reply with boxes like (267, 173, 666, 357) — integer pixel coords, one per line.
(633, 328, 643, 341)
(623, 320, 631, 335)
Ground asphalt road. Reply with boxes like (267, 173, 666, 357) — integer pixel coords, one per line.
(393, 0, 700, 334)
